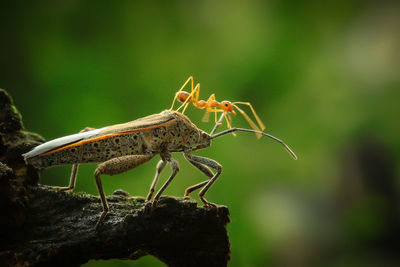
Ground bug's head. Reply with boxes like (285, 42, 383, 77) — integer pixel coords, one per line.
(195, 130, 212, 150)
(220, 101, 236, 115)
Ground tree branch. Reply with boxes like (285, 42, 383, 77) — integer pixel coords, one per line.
(0, 89, 230, 266)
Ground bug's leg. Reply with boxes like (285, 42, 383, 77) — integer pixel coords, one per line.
(53, 127, 96, 192)
(152, 153, 179, 206)
(209, 111, 236, 136)
(184, 152, 222, 208)
(183, 153, 213, 196)
(93, 154, 154, 229)
(54, 164, 79, 192)
(210, 113, 226, 135)
(146, 159, 167, 201)
(185, 181, 209, 196)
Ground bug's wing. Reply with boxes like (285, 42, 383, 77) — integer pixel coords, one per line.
(22, 127, 107, 159)
(22, 110, 176, 159)
(97, 110, 176, 135)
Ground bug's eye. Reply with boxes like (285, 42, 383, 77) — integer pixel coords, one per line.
(225, 103, 229, 107)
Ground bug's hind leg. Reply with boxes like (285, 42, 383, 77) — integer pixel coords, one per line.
(152, 153, 179, 206)
(146, 159, 167, 201)
(93, 154, 155, 230)
(183, 153, 214, 196)
(53, 127, 96, 192)
(54, 164, 79, 192)
(184, 152, 222, 208)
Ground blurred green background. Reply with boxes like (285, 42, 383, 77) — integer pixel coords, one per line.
(2, 1, 400, 266)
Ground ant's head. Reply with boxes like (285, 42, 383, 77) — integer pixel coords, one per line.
(220, 101, 236, 115)
(176, 91, 192, 103)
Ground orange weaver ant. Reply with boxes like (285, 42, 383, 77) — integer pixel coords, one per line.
(170, 76, 266, 138)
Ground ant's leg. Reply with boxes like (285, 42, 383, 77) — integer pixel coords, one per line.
(206, 93, 216, 103)
(146, 159, 167, 201)
(232, 104, 262, 138)
(93, 154, 154, 229)
(184, 152, 222, 208)
(208, 94, 217, 121)
(208, 111, 237, 137)
(201, 94, 216, 123)
(195, 81, 202, 104)
(181, 82, 200, 113)
(53, 127, 95, 192)
(170, 76, 194, 110)
(223, 112, 233, 129)
(233, 101, 266, 130)
(223, 112, 237, 137)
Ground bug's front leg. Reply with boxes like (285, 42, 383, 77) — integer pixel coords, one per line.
(53, 127, 96, 192)
(184, 152, 222, 208)
(209, 113, 226, 135)
(183, 153, 213, 196)
(93, 154, 154, 230)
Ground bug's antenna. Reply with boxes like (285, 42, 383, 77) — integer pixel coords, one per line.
(212, 128, 298, 160)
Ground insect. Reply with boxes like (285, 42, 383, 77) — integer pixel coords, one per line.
(23, 100, 297, 230)
(170, 76, 266, 138)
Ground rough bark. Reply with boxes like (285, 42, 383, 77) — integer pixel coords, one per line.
(0, 89, 230, 267)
